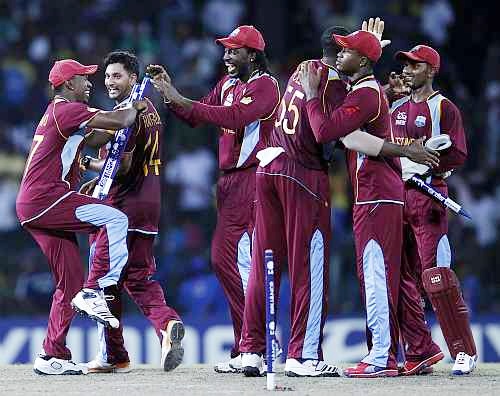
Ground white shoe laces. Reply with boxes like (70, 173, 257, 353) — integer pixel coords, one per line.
(456, 352, 466, 365)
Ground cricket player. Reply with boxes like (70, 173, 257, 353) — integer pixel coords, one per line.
(390, 45, 476, 375)
(237, 26, 350, 378)
(148, 25, 280, 373)
(79, 51, 184, 373)
(299, 30, 407, 378)
(16, 59, 146, 375)
(238, 21, 438, 378)
(333, 20, 446, 377)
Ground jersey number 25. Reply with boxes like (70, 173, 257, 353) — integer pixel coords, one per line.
(274, 85, 304, 135)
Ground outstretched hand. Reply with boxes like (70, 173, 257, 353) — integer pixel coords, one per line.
(146, 64, 172, 84)
(146, 64, 181, 104)
(132, 99, 148, 113)
(388, 72, 410, 96)
(405, 137, 440, 168)
(362, 17, 391, 48)
(298, 61, 322, 100)
(79, 177, 98, 195)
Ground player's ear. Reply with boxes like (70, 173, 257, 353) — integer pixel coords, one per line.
(249, 50, 256, 63)
(130, 73, 138, 86)
(64, 78, 75, 91)
(427, 65, 436, 79)
(359, 56, 369, 68)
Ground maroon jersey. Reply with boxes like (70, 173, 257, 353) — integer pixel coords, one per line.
(169, 71, 280, 170)
(306, 75, 404, 204)
(271, 60, 347, 170)
(100, 97, 162, 234)
(16, 98, 101, 223)
(390, 92, 467, 176)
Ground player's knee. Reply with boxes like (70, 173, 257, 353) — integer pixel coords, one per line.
(422, 266, 459, 294)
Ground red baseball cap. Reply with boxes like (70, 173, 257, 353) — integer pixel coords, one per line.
(395, 45, 440, 71)
(332, 30, 382, 62)
(215, 25, 266, 51)
(48, 59, 98, 87)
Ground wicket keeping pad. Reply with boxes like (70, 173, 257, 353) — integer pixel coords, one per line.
(422, 267, 477, 359)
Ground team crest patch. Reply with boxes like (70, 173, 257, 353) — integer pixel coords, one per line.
(396, 111, 407, 126)
(240, 96, 253, 104)
(415, 115, 426, 127)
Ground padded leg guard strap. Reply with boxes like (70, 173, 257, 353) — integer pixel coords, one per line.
(422, 267, 476, 359)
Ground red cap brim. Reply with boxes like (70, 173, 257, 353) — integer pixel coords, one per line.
(332, 34, 350, 49)
(215, 37, 244, 49)
(394, 51, 426, 64)
(81, 64, 98, 75)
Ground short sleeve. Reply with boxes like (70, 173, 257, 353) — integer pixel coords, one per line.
(54, 101, 102, 138)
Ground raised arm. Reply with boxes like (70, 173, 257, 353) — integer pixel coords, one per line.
(185, 77, 279, 129)
(147, 64, 222, 127)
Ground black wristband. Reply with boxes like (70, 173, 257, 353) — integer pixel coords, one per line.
(81, 155, 92, 171)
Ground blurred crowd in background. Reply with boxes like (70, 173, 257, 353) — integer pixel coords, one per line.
(0, 0, 499, 320)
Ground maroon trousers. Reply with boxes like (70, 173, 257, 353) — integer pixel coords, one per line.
(240, 155, 330, 360)
(399, 185, 452, 360)
(92, 232, 181, 364)
(21, 192, 129, 360)
(353, 203, 402, 369)
(210, 166, 256, 357)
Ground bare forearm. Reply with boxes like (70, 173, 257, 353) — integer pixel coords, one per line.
(87, 158, 105, 173)
(85, 155, 131, 176)
(341, 130, 384, 156)
(171, 95, 194, 112)
(380, 141, 409, 157)
(85, 130, 114, 148)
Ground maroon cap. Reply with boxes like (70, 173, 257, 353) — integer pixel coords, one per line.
(48, 59, 98, 87)
(215, 25, 266, 51)
(395, 45, 440, 71)
(332, 30, 382, 62)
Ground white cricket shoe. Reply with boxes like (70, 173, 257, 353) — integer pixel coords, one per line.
(161, 320, 185, 371)
(71, 288, 119, 329)
(452, 352, 477, 375)
(86, 358, 131, 373)
(242, 353, 266, 377)
(33, 355, 88, 375)
(285, 358, 341, 377)
(214, 354, 242, 373)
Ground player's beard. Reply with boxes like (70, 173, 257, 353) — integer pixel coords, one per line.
(111, 86, 133, 104)
(233, 63, 250, 79)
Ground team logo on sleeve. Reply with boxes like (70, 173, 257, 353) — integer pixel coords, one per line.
(396, 111, 407, 125)
(240, 96, 253, 104)
(223, 93, 234, 106)
(415, 115, 427, 128)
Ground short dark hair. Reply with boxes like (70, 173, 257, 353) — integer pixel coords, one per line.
(103, 50, 140, 76)
(321, 26, 351, 57)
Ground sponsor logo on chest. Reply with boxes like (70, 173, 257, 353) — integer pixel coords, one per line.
(395, 111, 407, 126)
(415, 115, 427, 128)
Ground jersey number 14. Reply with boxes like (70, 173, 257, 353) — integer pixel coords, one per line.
(143, 130, 161, 176)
